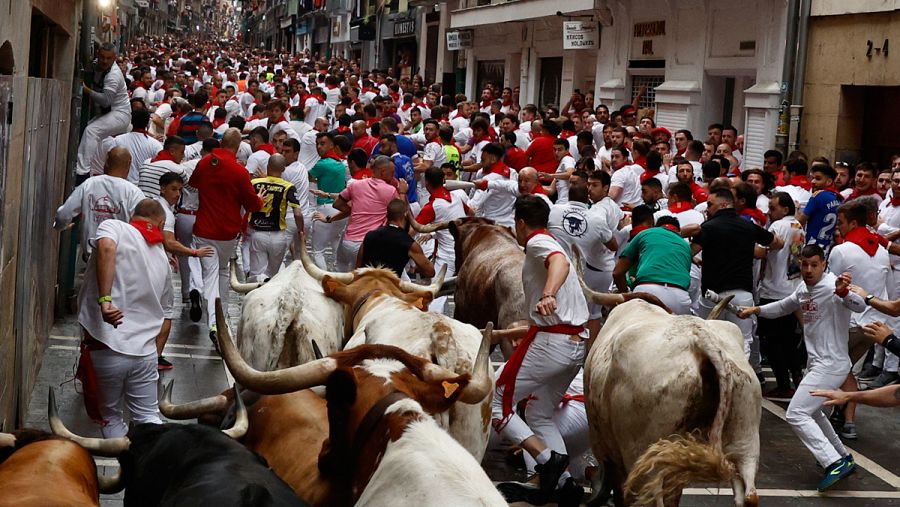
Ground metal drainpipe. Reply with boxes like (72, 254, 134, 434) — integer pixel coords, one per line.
(789, 0, 811, 153)
(775, 0, 800, 156)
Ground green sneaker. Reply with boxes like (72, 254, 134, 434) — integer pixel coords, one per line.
(817, 455, 857, 492)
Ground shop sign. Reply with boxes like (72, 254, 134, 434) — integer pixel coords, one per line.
(633, 20, 665, 38)
(563, 21, 597, 50)
(446, 30, 473, 51)
(394, 17, 416, 38)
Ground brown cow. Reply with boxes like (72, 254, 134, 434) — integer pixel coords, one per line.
(449, 217, 527, 331)
(0, 429, 104, 506)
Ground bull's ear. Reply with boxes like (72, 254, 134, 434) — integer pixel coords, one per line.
(401, 290, 433, 311)
(322, 276, 348, 300)
(410, 375, 471, 414)
(448, 219, 459, 240)
(325, 367, 357, 407)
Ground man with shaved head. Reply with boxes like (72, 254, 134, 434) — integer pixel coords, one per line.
(248, 154, 303, 281)
(189, 128, 265, 343)
(351, 119, 378, 156)
(55, 146, 145, 257)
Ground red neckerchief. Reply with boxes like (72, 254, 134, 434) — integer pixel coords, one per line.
(849, 186, 879, 200)
(480, 99, 492, 109)
(891, 195, 900, 207)
(487, 160, 511, 178)
(661, 224, 680, 234)
(212, 118, 225, 128)
(400, 103, 414, 111)
(129, 219, 164, 245)
(429, 186, 452, 203)
(634, 155, 647, 169)
(640, 169, 659, 183)
(151, 149, 175, 163)
(336, 125, 351, 134)
(531, 183, 547, 195)
(254, 143, 276, 154)
(366, 118, 380, 128)
(844, 226, 881, 256)
(326, 84, 338, 90)
(366, 87, 380, 95)
(488, 127, 498, 142)
(630, 224, 650, 239)
(389, 92, 400, 102)
(560, 130, 576, 139)
(321, 150, 342, 162)
(668, 200, 693, 213)
(818, 186, 844, 201)
(134, 82, 146, 89)
(787, 174, 812, 191)
(352, 168, 373, 180)
(131, 128, 150, 138)
(502, 100, 513, 107)
(740, 207, 767, 226)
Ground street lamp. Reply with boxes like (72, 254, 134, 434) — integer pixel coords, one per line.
(98, 0, 111, 8)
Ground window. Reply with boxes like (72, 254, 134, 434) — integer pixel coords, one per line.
(631, 75, 664, 110)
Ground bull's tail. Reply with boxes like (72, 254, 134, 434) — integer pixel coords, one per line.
(624, 433, 735, 506)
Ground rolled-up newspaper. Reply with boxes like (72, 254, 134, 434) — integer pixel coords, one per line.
(704, 290, 742, 316)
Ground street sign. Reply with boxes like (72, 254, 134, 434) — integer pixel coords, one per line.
(446, 30, 473, 51)
(563, 21, 598, 50)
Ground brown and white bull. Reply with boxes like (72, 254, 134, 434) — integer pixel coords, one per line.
(578, 277, 761, 506)
(298, 244, 495, 460)
(230, 260, 345, 370)
(0, 429, 105, 506)
(447, 217, 527, 331)
(210, 301, 506, 506)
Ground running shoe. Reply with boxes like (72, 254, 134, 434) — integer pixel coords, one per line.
(534, 451, 569, 497)
(157, 356, 174, 370)
(189, 289, 202, 322)
(839, 423, 858, 440)
(209, 325, 219, 352)
(817, 454, 857, 492)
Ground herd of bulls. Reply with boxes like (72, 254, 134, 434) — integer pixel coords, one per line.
(0, 218, 764, 506)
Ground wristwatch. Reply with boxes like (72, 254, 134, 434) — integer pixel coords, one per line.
(865, 294, 875, 306)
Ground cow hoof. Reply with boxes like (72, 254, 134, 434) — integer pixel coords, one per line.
(496, 481, 550, 505)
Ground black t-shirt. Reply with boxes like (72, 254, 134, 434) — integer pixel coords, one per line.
(694, 208, 774, 293)
(361, 224, 414, 277)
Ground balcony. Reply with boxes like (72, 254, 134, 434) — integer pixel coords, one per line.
(450, 0, 601, 28)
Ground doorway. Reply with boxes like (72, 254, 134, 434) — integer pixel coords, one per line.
(539, 57, 562, 108)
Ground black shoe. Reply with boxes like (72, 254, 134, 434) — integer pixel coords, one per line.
(858, 365, 882, 381)
(189, 289, 202, 322)
(756, 371, 766, 389)
(556, 477, 584, 507)
(829, 404, 846, 430)
(157, 356, 174, 370)
(866, 371, 900, 389)
(209, 326, 219, 353)
(496, 481, 549, 505)
(534, 451, 569, 497)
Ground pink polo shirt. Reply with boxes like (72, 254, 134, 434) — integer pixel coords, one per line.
(339, 178, 399, 242)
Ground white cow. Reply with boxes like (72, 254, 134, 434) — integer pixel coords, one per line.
(230, 260, 345, 371)
(579, 287, 761, 506)
(298, 245, 495, 461)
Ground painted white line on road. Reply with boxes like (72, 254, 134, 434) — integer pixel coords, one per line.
(760, 398, 900, 488)
(683, 487, 900, 499)
(94, 458, 119, 467)
(48, 345, 221, 361)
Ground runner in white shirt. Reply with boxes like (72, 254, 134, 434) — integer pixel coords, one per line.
(303, 88, 329, 127)
(280, 137, 313, 256)
(77, 200, 172, 437)
(176, 140, 214, 322)
(55, 147, 145, 256)
(239, 80, 260, 117)
(738, 248, 863, 490)
(608, 146, 643, 208)
(550, 139, 576, 204)
(453, 166, 551, 227)
(114, 110, 163, 184)
(491, 195, 588, 501)
(412, 119, 447, 174)
(585, 170, 624, 326)
(299, 117, 327, 171)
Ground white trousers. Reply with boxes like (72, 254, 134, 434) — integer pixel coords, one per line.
(523, 400, 591, 480)
(699, 289, 758, 370)
(336, 238, 362, 272)
(284, 211, 311, 266)
(491, 334, 585, 455)
(76, 111, 131, 176)
(583, 268, 612, 320)
(90, 349, 161, 438)
(428, 257, 456, 314)
(193, 236, 237, 328)
(249, 229, 290, 281)
(785, 367, 850, 467)
(311, 204, 345, 269)
(633, 284, 693, 316)
(174, 213, 202, 299)
(240, 235, 251, 275)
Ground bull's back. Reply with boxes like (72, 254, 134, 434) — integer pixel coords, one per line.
(0, 440, 99, 506)
(242, 391, 343, 506)
(454, 246, 524, 329)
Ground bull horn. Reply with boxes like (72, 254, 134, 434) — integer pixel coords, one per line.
(312, 340, 324, 360)
(408, 217, 450, 234)
(216, 299, 337, 394)
(398, 263, 447, 296)
(572, 246, 625, 307)
(221, 385, 248, 440)
(48, 387, 130, 457)
(296, 239, 354, 283)
(159, 380, 229, 420)
(434, 276, 457, 298)
(230, 260, 263, 294)
(707, 294, 735, 321)
(98, 469, 125, 494)
(422, 323, 494, 405)
(0, 432, 14, 447)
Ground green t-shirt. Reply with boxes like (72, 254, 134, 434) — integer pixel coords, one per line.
(309, 158, 347, 205)
(620, 227, 692, 290)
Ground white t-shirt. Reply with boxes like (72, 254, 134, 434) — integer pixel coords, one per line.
(422, 141, 447, 168)
(774, 184, 812, 211)
(78, 220, 172, 357)
(588, 197, 623, 271)
(548, 201, 613, 271)
(54, 175, 145, 254)
(758, 216, 802, 300)
(115, 132, 163, 184)
(610, 166, 643, 207)
(246, 149, 272, 176)
(282, 160, 312, 220)
(304, 97, 328, 126)
(554, 155, 576, 204)
(299, 130, 320, 171)
(155, 195, 176, 233)
(828, 241, 896, 327)
(878, 201, 900, 272)
(523, 233, 589, 328)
